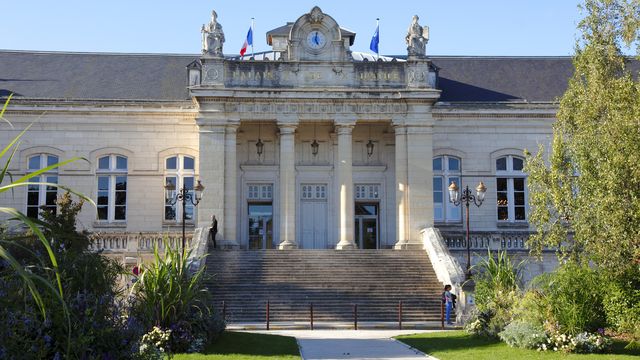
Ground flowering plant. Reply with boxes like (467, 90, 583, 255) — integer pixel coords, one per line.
(538, 331, 612, 353)
(139, 326, 172, 359)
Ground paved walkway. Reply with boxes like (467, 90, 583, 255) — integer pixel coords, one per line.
(244, 329, 439, 360)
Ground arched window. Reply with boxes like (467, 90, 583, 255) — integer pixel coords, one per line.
(433, 155, 461, 222)
(26, 154, 58, 218)
(164, 155, 196, 222)
(96, 155, 128, 222)
(496, 155, 527, 222)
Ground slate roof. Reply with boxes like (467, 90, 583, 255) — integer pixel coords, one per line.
(0, 49, 604, 103)
(0, 50, 195, 101)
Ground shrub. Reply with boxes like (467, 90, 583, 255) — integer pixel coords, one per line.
(601, 267, 640, 339)
(499, 321, 547, 349)
(532, 262, 606, 335)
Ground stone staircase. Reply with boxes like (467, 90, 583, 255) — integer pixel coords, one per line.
(203, 249, 444, 323)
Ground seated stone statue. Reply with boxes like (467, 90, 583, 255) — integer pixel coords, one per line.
(405, 15, 429, 57)
(201, 10, 225, 57)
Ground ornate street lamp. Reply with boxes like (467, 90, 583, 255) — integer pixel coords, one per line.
(165, 180, 205, 256)
(448, 181, 487, 279)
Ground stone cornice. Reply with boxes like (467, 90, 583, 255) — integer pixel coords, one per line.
(4, 99, 197, 118)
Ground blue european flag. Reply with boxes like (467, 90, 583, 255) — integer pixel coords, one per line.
(369, 24, 379, 54)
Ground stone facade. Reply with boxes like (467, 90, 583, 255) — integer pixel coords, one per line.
(0, 7, 564, 275)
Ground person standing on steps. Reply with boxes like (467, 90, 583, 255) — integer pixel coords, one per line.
(209, 215, 218, 249)
(442, 284, 454, 325)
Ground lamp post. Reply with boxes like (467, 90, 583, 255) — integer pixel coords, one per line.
(165, 180, 205, 256)
(448, 181, 487, 279)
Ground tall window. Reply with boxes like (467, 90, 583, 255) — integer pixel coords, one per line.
(96, 155, 127, 222)
(164, 155, 195, 222)
(433, 156, 462, 222)
(496, 155, 527, 222)
(26, 154, 58, 218)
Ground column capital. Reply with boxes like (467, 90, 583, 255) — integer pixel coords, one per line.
(278, 123, 297, 135)
(225, 123, 239, 134)
(334, 114, 357, 128)
(335, 124, 354, 135)
(393, 125, 408, 135)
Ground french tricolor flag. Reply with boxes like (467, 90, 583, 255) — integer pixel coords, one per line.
(240, 26, 253, 57)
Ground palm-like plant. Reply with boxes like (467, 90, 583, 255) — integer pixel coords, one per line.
(130, 238, 210, 328)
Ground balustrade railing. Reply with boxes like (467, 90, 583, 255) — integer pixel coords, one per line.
(88, 232, 194, 253)
(440, 230, 532, 251)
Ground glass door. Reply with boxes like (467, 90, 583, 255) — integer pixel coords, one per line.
(354, 203, 379, 249)
(248, 203, 273, 249)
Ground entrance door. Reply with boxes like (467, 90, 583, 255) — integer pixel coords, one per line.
(300, 184, 328, 249)
(354, 203, 378, 249)
(248, 203, 273, 249)
(301, 201, 327, 249)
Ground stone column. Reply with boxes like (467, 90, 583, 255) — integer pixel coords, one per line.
(393, 125, 410, 249)
(335, 123, 356, 250)
(278, 123, 298, 249)
(223, 123, 239, 247)
(404, 122, 434, 248)
(196, 121, 226, 238)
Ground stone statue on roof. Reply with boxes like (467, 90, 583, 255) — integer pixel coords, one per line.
(201, 10, 225, 57)
(405, 15, 429, 58)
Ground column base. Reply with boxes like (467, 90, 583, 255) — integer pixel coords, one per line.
(335, 241, 357, 250)
(393, 241, 424, 250)
(278, 241, 298, 250)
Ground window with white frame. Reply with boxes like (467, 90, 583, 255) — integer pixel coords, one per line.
(247, 184, 273, 201)
(164, 155, 196, 222)
(355, 184, 380, 200)
(26, 154, 58, 219)
(301, 184, 327, 200)
(433, 155, 461, 222)
(96, 155, 127, 222)
(496, 155, 527, 222)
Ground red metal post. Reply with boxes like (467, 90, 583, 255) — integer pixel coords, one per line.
(354, 304, 358, 330)
(310, 303, 314, 330)
(266, 300, 270, 330)
(398, 300, 403, 330)
(441, 300, 445, 330)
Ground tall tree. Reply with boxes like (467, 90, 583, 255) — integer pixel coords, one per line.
(525, 0, 640, 274)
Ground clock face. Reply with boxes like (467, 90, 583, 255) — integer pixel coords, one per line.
(306, 30, 327, 49)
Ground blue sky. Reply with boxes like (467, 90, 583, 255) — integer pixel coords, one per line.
(1, 1, 583, 56)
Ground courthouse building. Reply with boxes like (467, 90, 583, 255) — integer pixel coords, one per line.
(1, 7, 572, 273)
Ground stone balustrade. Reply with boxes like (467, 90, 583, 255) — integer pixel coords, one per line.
(440, 230, 532, 251)
(88, 232, 194, 253)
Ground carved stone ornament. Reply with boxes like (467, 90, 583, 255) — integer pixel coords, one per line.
(201, 10, 225, 57)
(405, 15, 429, 57)
(308, 6, 325, 24)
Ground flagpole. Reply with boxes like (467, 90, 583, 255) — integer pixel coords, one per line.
(251, 17, 255, 59)
(376, 18, 380, 61)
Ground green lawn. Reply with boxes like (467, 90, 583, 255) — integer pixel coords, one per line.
(173, 331, 300, 360)
(396, 331, 638, 360)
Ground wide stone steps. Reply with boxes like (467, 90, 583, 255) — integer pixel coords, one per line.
(204, 249, 444, 322)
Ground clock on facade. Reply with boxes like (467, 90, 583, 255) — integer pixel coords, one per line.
(306, 30, 327, 49)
